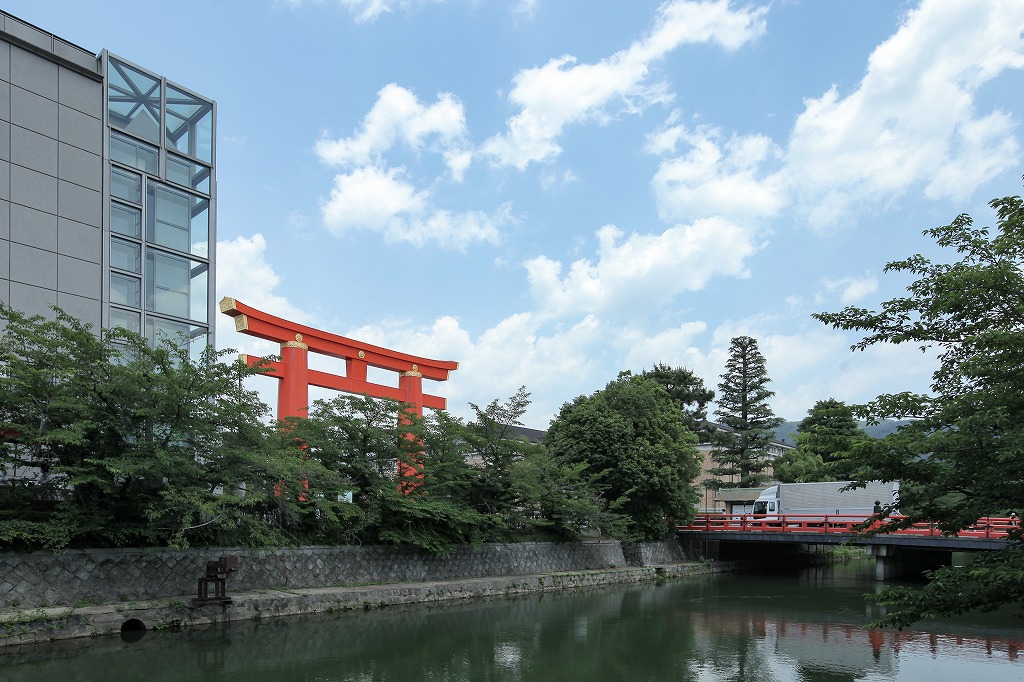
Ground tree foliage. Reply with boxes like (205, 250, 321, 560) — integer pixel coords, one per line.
(710, 336, 783, 488)
(773, 399, 868, 483)
(0, 306, 630, 553)
(0, 303, 310, 549)
(546, 373, 701, 540)
(813, 194, 1024, 626)
(639, 363, 715, 439)
(460, 387, 624, 543)
(0, 312, 619, 553)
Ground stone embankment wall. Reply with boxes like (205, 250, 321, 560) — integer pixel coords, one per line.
(1, 540, 688, 609)
(1, 561, 724, 647)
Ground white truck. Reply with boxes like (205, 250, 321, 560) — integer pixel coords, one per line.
(751, 481, 899, 518)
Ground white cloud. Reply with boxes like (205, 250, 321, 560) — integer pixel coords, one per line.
(619, 321, 709, 372)
(321, 165, 428, 232)
(524, 217, 759, 317)
(651, 124, 785, 223)
(482, 0, 768, 169)
(699, 314, 941, 421)
(784, 0, 1024, 228)
(409, 204, 512, 247)
(647, 0, 1024, 231)
(215, 233, 313, 327)
(772, 337, 939, 421)
(538, 168, 579, 191)
(513, 0, 539, 18)
(315, 83, 471, 180)
(346, 311, 606, 425)
(319, 165, 509, 248)
(335, 0, 445, 23)
(819, 275, 879, 305)
(211, 235, 921, 429)
(215, 234, 323, 414)
(645, 118, 686, 155)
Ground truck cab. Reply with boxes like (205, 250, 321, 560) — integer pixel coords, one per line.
(752, 485, 779, 515)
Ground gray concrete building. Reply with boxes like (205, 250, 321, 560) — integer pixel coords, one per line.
(1, 11, 216, 355)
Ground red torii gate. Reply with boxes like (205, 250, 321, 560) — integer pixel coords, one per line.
(219, 297, 458, 421)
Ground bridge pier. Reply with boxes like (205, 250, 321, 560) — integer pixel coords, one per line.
(867, 545, 951, 581)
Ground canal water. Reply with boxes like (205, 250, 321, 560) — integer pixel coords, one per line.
(3, 560, 1022, 681)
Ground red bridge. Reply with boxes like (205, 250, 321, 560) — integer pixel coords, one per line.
(676, 514, 1020, 580)
(678, 513, 1018, 540)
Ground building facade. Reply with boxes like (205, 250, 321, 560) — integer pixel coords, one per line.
(0, 11, 216, 354)
(695, 422, 794, 513)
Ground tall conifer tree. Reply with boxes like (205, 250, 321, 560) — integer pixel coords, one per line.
(709, 336, 783, 488)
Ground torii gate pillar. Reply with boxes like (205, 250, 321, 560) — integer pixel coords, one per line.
(279, 336, 311, 419)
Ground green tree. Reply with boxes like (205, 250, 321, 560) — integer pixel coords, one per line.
(459, 387, 538, 536)
(710, 336, 783, 488)
(813, 194, 1024, 626)
(288, 394, 489, 553)
(0, 303, 315, 550)
(771, 448, 829, 484)
(458, 387, 620, 542)
(774, 398, 868, 482)
(639, 363, 715, 439)
(546, 373, 701, 540)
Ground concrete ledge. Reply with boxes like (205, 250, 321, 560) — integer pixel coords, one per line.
(0, 561, 729, 647)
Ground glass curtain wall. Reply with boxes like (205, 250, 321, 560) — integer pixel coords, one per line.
(104, 55, 214, 359)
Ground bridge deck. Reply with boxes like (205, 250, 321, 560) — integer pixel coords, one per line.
(677, 514, 1018, 551)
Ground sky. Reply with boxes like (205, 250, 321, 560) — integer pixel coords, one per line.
(8, 0, 1024, 428)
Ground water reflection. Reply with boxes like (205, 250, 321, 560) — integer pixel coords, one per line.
(2, 560, 1021, 681)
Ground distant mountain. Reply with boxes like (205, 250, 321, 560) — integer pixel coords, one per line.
(773, 422, 800, 445)
(773, 420, 911, 446)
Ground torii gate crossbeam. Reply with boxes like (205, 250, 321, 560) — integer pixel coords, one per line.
(219, 297, 458, 421)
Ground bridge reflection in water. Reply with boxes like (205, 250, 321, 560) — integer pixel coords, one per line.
(1, 563, 1021, 681)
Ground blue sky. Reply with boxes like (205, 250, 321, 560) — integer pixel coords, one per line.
(10, 0, 1024, 427)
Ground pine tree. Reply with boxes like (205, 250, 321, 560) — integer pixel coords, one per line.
(709, 336, 783, 488)
(639, 363, 715, 440)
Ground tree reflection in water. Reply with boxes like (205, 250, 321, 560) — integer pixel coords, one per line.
(2, 560, 1022, 681)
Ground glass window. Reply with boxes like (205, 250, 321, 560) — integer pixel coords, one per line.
(111, 202, 142, 238)
(147, 182, 208, 256)
(107, 58, 161, 144)
(166, 154, 211, 194)
(109, 307, 141, 334)
(110, 237, 141, 272)
(110, 132, 158, 175)
(111, 168, 142, 204)
(146, 317, 208, 361)
(190, 198, 209, 257)
(110, 272, 141, 307)
(147, 183, 190, 253)
(145, 250, 208, 323)
(166, 84, 213, 163)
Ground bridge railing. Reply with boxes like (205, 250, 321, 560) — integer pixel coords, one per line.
(677, 514, 1020, 539)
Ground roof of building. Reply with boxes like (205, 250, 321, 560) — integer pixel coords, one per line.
(714, 488, 768, 503)
(508, 425, 546, 444)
